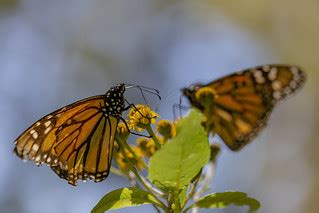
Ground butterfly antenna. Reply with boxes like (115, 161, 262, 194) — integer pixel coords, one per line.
(138, 86, 148, 105)
(126, 84, 160, 94)
(125, 83, 160, 94)
(138, 86, 161, 100)
(125, 84, 161, 100)
(125, 85, 148, 104)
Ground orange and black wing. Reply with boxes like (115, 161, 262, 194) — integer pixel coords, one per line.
(14, 95, 118, 185)
(184, 65, 306, 150)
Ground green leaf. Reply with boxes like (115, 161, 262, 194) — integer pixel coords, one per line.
(91, 187, 161, 213)
(149, 109, 210, 190)
(187, 191, 261, 212)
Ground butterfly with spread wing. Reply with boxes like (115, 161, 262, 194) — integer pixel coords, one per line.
(14, 83, 159, 185)
(182, 65, 306, 151)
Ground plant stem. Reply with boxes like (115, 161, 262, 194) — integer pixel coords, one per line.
(119, 136, 147, 168)
(140, 174, 164, 197)
(182, 172, 201, 209)
(192, 162, 216, 213)
(173, 191, 182, 213)
(197, 162, 216, 196)
(146, 125, 161, 149)
(110, 166, 125, 177)
(116, 136, 168, 212)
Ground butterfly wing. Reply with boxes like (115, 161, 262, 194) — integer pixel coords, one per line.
(184, 65, 306, 150)
(14, 95, 118, 185)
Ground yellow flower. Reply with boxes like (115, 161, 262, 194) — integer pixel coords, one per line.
(136, 138, 156, 158)
(195, 88, 219, 126)
(116, 122, 130, 140)
(156, 120, 176, 140)
(115, 146, 145, 172)
(195, 87, 218, 110)
(114, 122, 130, 154)
(136, 135, 166, 158)
(128, 105, 159, 132)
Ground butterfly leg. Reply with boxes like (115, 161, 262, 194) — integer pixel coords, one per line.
(119, 117, 152, 138)
(123, 101, 158, 120)
(172, 103, 190, 120)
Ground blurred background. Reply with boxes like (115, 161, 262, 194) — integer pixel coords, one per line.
(0, 0, 318, 212)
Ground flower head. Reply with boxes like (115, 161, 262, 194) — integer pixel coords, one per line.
(136, 138, 156, 158)
(114, 123, 130, 153)
(156, 120, 176, 140)
(128, 105, 159, 131)
(195, 87, 218, 110)
(115, 145, 145, 172)
(116, 122, 130, 141)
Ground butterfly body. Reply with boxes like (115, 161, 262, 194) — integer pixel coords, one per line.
(182, 65, 306, 151)
(14, 83, 126, 185)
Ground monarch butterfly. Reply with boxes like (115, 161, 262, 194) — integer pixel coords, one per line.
(14, 83, 159, 185)
(182, 65, 306, 151)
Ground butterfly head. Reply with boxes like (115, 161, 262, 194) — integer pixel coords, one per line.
(183, 84, 219, 111)
(105, 83, 126, 116)
(182, 84, 204, 110)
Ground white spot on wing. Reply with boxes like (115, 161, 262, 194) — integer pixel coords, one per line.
(35, 155, 41, 162)
(32, 144, 39, 152)
(268, 67, 278, 80)
(23, 149, 29, 155)
(44, 126, 52, 134)
(32, 132, 38, 139)
(290, 66, 299, 75)
(284, 87, 292, 95)
(273, 91, 281, 99)
(290, 81, 297, 89)
(272, 81, 282, 90)
(47, 157, 51, 163)
(262, 65, 270, 72)
(253, 70, 265, 84)
(44, 121, 51, 127)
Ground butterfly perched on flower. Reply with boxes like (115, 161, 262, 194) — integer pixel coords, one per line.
(14, 83, 160, 185)
(182, 65, 306, 151)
